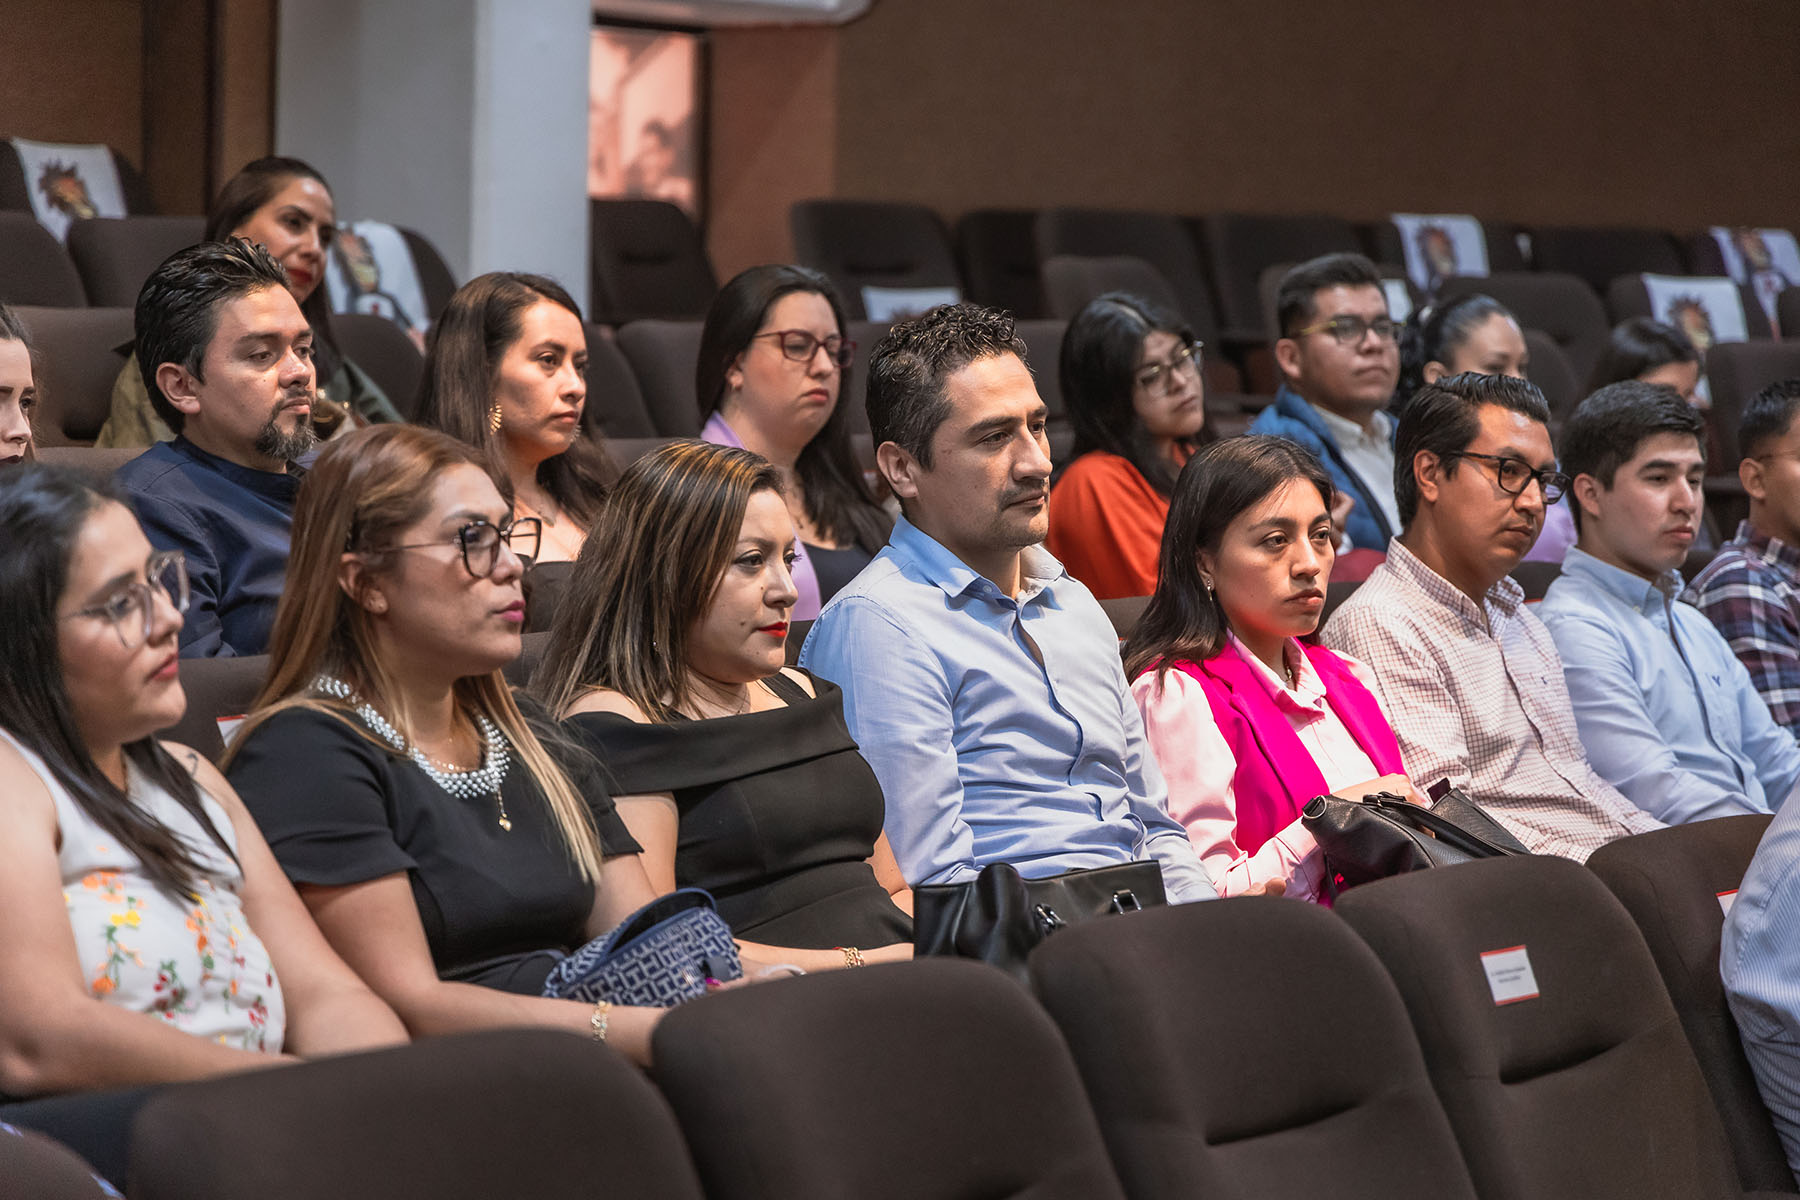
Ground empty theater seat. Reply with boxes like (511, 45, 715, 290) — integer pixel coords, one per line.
(790, 199, 963, 320)
(614, 319, 705, 437)
(1197, 211, 1366, 337)
(589, 199, 717, 325)
(956, 208, 1045, 318)
(0, 212, 87, 307)
(1528, 225, 1689, 294)
(65, 215, 205, 306)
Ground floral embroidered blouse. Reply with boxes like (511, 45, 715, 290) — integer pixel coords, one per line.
(4, 729, 286, 1053)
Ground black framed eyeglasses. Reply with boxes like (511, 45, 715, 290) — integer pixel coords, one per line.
(1134, 341, 1204, 396)
(63, 549, 190, 649)
(375, 517, 542, 577)
(751, 329, 855, 369)
(1447, 450, 1570, 505)
(1291, 315, 1400, 346)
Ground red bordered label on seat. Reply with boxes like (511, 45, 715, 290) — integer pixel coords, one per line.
(1480, 944, 1539, 1006)
(1718, 890, 1739, 916)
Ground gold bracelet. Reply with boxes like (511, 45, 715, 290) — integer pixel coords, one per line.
(839, 945, 865, 968)
(589, 1000, 611, 1043)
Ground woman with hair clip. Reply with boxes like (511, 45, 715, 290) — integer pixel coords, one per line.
(533, 440, 912, 966)
(1123, 436, 1428, 903)
(95, 155, 402, 448)
(0, 303, 37, 467)
(1046, 292, 1211, 599)
(416, 272, 610, 563)
(0, 465, 404, 1176)
(225, 424, 688, 1064)
(697, 264, 892, 616)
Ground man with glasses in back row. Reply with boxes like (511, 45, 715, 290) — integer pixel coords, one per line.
(1322, 373, 1663, 860)
(1249, 253, 1402, 551)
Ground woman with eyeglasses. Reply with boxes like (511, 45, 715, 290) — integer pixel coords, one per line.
(1122, 437, 1428, 903)
(416, 273, 610, 564)
(697, 265, 892, 617)
(225, 424, 676, 1066)
(0, 465, 404, 1169)
(1046, 292, 1213, 599)
(0, 304, 37, 467)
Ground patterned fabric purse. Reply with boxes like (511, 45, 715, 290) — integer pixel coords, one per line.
(540, 888, 742, 1008)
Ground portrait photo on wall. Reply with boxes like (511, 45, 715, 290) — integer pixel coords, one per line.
(589, 23, 704, 219)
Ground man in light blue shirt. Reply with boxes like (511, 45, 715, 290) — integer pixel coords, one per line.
(800, 303, 1217, 903)
(1541, 381, 1800, 823)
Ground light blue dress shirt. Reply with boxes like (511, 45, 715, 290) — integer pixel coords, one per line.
(1723, 793, 1800, 1186)
(1540, 547, 1800, 824)
(799, 516, 1217, 903)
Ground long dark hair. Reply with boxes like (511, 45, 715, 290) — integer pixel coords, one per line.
(414, 272, 612, 528)
(1395, 292, 1515, 415)
(697, 264, 889, 554)
(1055, 292, 1209, 496)
(206, 156, 345, 386)
(1122, 436, 1335, 682)
(0, 466, 235, 898)
(1587, 317, 1700, 394)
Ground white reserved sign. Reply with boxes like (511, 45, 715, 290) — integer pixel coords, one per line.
(1480, 944, 1540, 1006)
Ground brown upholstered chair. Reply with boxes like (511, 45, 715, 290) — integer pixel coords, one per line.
(64, 216, 204, 307)
(1197, 212, 1364, 338)
(589, 199, 717, 325)
(1037, 209, 1220, 349)
(330, 312, 424, 421)
(0, 212, 87, 307)
(1707, 342, 1800, 466)
(1527, 225, 1688, 294)
(581, 322, 659, 439)
(956, 208, 1045, 318)
(791, 199, 962, 320)
(614, 319, 705, 437)
(12, 305, 135, 446)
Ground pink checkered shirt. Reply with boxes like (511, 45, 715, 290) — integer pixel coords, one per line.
(1320, 540, 1663, 861)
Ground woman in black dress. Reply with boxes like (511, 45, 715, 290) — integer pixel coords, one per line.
(533, 441, 912, 969)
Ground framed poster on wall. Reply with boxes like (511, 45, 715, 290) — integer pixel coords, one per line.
(589, 23, 705, 219)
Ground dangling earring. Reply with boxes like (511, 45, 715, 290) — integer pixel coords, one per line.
(1203, 578, 1216, 603)
(487, 404, 503, 434)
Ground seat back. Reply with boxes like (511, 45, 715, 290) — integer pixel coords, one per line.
(65, 215, 204, 307)
(1521, 329, 1581, 432)
(1439, 272, 1611, 384)
(1336, 855, 1742, 1200)
(1780, 286, 1800, 338)
(1040, 255, 1182, 325)
(1588, 816, 1795, 1193)
(791, 199, 962, 320)
(159, 654, 269, 762)
(1607, 274, 1774, 341)
(1707, 342, 1800, 466)
(33, 444, 140, 484)
(589, 199, 717, 325)
(653, 959, 1126, 1200)
(331, 312, 425, 421)
(582, 323, 658, 439)
(129, 1030, 705, 1200)
(1037, 208, 1220, 344)
(13, 306, 135, 446)
(1528, 225, 1688, 294)
(1365, 216, 1530, 275)
(614, 319, 705, 437)
(0, 212, 86, 307)
(956, 208, 1045, 317)
(1014, 316, 1068, 426)
(396, 226, 458, 321)
(0, 1124, 117, 1199)
(1198, 212, 1364, 335)
(1031, 900, 1478, 1200)
(0, 142, 152, 216)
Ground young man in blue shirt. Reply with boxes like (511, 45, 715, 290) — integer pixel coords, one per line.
(115, 238, 317, 658)
(1539, 381, 1800, 822)
(800, 303, 1217, 903)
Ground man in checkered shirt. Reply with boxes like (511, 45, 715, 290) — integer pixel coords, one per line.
(1687, 379, 1800, 736)
(1322, 373, 1663, 861)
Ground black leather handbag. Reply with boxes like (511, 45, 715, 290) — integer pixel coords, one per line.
(1302, 786, 1530, 899)
(912, 860, 1166, 983)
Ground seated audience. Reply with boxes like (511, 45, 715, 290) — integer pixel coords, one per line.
(416, 273, 609, 563)
(1542, 383, 1799, 821)
(697, 265, 891, 615)
(1589, 316, 1704, 405)
(1124, 436, 1426, 902)
(95, 156, 400, 448)
(801, 303, 1216, 902)
(225, 425, 674, 1065)
(1322, 373, 1664, 859)
(1046, 292, 1209, 599)
(1723, 773, 1800, 1188)
(115, 239, 316, 658)
(0, 304, 35, 466)
(532, 440, 912, 967)
(1249, 253, 1402, 551)
(1689, 380, 1800, 734)
(0, 466, 403, 1148)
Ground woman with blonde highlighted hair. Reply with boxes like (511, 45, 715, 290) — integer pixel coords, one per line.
(226, 424, 671, 1063)
(533, 440, 912, 968)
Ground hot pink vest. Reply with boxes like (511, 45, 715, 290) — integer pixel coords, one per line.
(1172, 641, 1405, 856)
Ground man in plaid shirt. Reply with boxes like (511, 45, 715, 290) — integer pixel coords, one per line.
(1688, 379, 1800, 736)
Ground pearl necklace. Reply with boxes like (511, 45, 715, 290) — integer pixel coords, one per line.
(312, 676, 514, 830)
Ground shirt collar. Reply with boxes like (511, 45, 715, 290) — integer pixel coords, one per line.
(171, 436, 305, 497)
(1738, 520, 1800, 573)
(1384, 537, 1525, 625)
(1227, 633, 1328, 712)
(1560, 546, 1682, 616)
(1307, 401, 1393, 447)
(889, 514, 1066, 606)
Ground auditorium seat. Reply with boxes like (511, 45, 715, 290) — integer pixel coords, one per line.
(1779, 287, 1800, 338)
(506, 630, 551, 685)
(331, 313, 424, 421)
(160, 654, 267, 762)
(1036, 209, 1221, 349)
(1097, 595, 1148, 640)
(0, 141, 154, 216)
(1336, 855, 1746, 1200)
(614, 319, 705, 437)
(588, 199, 717, 325)
(65, 215, 204, 307)
(791, 199, 962, 320)
(1197, 212, 1365, 337)
(13, 306, 135, 446)
(844, 319, 886, 437)
(652, 959, 1126, 1200)
(1014, 316, 1068, 444)
(1439, 272, 1611, 386)
(1522, 329, 1581, 432)
(786, 618, 812, 665)
(1528, 225, 1688, 294)
(1606, 274, 1774, 340)
(396, 227, 458, 321)
(956, 208, 1045, 318)
(0, 212, 87, 307)
(0, 1124, 115, 1199)
(1031, 899, 1480, 1200)
(129, 1030, 706, 1200)
(1588, 816, 1797, 1195)
(1039, 256, 1241, 396)
(33, 444, 139, 483)
(1707, 342, 1800, 466)
(1363, 216, 1531, 274)
(583, 323, 659, 439)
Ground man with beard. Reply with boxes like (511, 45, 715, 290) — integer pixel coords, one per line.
(117, 238, 319, 657)
(801, 303, 1217, 902)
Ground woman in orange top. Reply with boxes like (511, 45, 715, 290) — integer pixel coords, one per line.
(1047, 292, 1210, 599)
